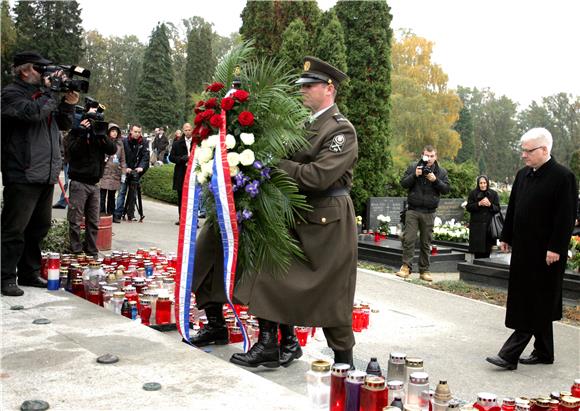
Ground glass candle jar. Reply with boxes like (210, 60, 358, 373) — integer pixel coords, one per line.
(330, 363, 351, 411)
(345, 370, 366, 411)
(387, 352, 407, 382)
(101, 286, 117, 311)
(474, 393, 500, 411)
(296, 326, 310, 346)
(387, 380, 405, 407)
(503, 399, 516, 411)
(433, 380, 452, 411)
(87, 287, 100, 305)
(361, 303, 371, 329)
(229, 325, 243, 343)
(47, 252, 60, 291)
(352, 305, 364, 332)
(71, 278, 85, 299)
(129, 300, 138, 320)
(306, 360, 331, 409)
(155, 296, 171, 324)
(111, 291, 125, 315)
(559, 397, 579, 411)
(121, 299, 132, 319)
(572, 380, 580, 399)
(407, 372, 429, 407)
(59, 267, 69, 291)
(359, 375, 387, 411)
(405, 358, 424, 389)
(140, 299, 152, 326)
(123, 286, 139, 304)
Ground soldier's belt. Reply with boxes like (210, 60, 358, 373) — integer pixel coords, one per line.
(302, 187, 350, 198)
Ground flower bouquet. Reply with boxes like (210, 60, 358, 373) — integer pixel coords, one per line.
(568, 235, 580, 272)
(187, 42, 311, 279)
(432, 218, 469, 242)
(376, 214, 391, 234)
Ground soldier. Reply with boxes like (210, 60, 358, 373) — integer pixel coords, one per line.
(230, 56, 359, 368)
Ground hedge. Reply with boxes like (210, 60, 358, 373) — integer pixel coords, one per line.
(141, 164, 178, 205)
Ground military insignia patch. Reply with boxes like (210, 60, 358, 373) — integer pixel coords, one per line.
(329, 134, 345, 152)
(304, 61, 311, 71)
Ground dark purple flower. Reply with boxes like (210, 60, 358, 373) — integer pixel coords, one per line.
(242, 209, 253, 220)
(245, 180, 260, 198)
(236, 211, 242, 223)
(233, 171, 250, 192)
(252, 160, 263, 170)
(261, 167, 271, 180)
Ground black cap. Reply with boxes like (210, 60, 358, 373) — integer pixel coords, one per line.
(296, 56, 348, 87)
(13, 51, 52, 67)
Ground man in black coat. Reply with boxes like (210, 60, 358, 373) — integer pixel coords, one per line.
(1, 51, 78, 296)
(169, 123, 193, 225)
(486, 127, 577, 370)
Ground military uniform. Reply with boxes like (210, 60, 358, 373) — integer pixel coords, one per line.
(239, 57, 358, 353)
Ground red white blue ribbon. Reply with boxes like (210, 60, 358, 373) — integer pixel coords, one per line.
(211, 110, 250, 351)
(175, 146, 201, 343)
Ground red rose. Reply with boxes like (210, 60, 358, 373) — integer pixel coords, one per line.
(194, 100, 205, 114)
(199, 126, 210, 138)
(221, 97, 235, 111)
(209, 114, 223, 128)
(201, 109, 215, 120)
(205, 97, 217, 109)
(206, 82, 225, 92)
(192, 125, 201, 136)
(194, 113, 203, 126)
(233, 89, 250, 103)
(238, 111, 254, 127)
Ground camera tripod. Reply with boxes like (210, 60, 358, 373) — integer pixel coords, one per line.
(122, 179, 145, 222)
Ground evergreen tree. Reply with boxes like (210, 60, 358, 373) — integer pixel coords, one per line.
(185, 19, 215, 94)
(135, 23, 178, 130)
(335, 0, 393, 215)
(13, 1, 84, 63)
(313, 9, 349, 114)
(1, 0, 17, 86)
(454, 106, 475, 163)
(279, 19, 309, 72)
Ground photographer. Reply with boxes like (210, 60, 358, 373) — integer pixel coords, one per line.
(396, 145, 450, 282)
(1, 51, 79, 296)
(67, 102, 116, 256)
(113, 124, 149, 222)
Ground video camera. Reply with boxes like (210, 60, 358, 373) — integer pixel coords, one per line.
(74, 96, 108, 136)
(418, 155, 433, 175)
(34, 64, 91, 93)
(126, 170, 141, 184)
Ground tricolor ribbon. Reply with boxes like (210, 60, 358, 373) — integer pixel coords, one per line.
(175, 108, 250, 351)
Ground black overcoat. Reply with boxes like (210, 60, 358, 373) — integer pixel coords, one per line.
(169, 138, 190, 191)
(501, 157, 577, 330)
(466, 188, 500, 254)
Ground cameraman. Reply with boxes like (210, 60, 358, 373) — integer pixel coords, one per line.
(1, 51, 79, 296)
(113, 124, 149, 222)
(396, 145, 450, 282)
(67, 105, 116, 256)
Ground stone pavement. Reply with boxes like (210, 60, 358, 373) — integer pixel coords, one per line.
(0, 183, 578, 410)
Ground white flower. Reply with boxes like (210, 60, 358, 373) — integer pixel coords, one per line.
(225, 134, 236, 149)
(198, 147, 214, 164)
(207, 134, 219, 148)
(240, 132, 255, 145)
(227, 152, 240, 166)
(461, 201, 467, 208)
(197, 172, 207, 184)
(239, 149, 255, 166)
(200, 161, 213, 176)
(434, 217, 443, 226)
(230, 165, 240, 176)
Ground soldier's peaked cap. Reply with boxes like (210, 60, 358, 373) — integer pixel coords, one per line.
(296, 56, 348, 86)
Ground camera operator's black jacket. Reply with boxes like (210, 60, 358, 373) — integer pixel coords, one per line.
(400, 160, 450, 213)
(67, 127, 116, 185)
(123, 136, 150, 175)
(1, 78, 75, 185)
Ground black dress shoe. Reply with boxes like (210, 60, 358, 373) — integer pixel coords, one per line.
(519, 354, 553, 365)
(486, 355, 517, 370)
(113, 217, 121, 224)
(1, 281, 24, 296)
(19, 276, 47, 288)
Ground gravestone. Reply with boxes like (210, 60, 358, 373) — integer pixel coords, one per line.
(367, 197, 465, 230)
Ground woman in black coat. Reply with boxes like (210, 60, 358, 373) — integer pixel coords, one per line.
(466, 175, 501, 258)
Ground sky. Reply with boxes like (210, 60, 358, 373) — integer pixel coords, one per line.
(76, 0, 580, 108)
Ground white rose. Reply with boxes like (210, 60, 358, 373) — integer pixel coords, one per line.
(240, 132, 255, 146)
(225, 134, 236, 149)
(197, 172, 207, 184)
(227, 152, 240, 166)
(230, 166, 240, 176)
(200, 138, 210, 148)
(198, 147, 214, 164)
(201, 161, 213, 176)
(207, 134, 219, 148)
(239, 149, 255, 166)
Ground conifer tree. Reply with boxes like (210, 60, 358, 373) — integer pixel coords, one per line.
(185, 19, 216, 94)
(454, 106, 476, 163)
(335, 0, 393, 215)
(1, 0, 17, 86)
(279, 19, 309, 72)
(135, 23, 179, 130)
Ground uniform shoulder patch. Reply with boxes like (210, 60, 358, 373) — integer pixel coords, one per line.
(329, 134, 346, 152)
(333, 113, 348, 123)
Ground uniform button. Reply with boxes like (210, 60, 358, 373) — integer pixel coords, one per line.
(321, 217, 327, 223)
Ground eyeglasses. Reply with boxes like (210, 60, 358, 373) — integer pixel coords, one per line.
(521, 146, 544, 154)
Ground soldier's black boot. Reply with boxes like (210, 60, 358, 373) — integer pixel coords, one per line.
(279, 324, 303, 367)
(333, 348, 354, 369)
(230, 318, 280, 368)
(189, 303, 228, 347)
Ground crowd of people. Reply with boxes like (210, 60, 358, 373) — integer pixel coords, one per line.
(1, 50, 578, 375)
